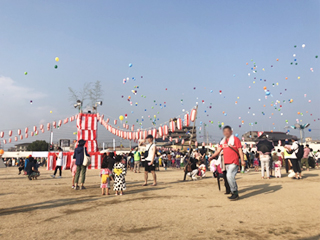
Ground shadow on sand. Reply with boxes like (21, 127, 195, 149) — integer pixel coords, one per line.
(239, 183, 282, 200)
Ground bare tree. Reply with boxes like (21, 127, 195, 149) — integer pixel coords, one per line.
(69, 81, 103, 113)
(89, 80, 103, 107)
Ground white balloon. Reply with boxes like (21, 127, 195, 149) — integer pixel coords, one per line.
(302, 44, 306, 48)
(293, 54, 296, 57)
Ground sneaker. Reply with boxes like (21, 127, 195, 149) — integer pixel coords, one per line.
(74, 186, 78, 190)
(228, 193, 239, 201)
(50, 175, 55, 178)
(57, 176, 61, 179)
(71, 185, 75, 189)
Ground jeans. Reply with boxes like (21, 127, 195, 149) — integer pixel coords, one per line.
(75, 165, 87, 184)
(225, 164, 238, 193)
(261, 160, 270, 178)
(134, 161, 140, 172)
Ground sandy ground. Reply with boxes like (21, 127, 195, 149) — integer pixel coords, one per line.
(0, 166, 320, 240)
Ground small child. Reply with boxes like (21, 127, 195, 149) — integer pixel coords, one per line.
(70, 158, 77, 189)
(253, 153, 260, 172)
(113, 156, 126, 196)
(198, 162, 206, 178)
(274, 159, 282, 178)
(100, 168, 111, 195)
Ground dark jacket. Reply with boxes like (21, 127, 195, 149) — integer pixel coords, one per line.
(73, 146, 89, 166)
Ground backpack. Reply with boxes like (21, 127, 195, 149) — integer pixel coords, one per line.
(295, 144, 304, 160)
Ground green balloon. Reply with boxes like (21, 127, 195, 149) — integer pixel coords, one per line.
(294, 45, 297, 48)
(24, 72, 28, 75)
(316, 55, 318, 58)
(255, 122, 257, 124)
(54, 65, 58, 69)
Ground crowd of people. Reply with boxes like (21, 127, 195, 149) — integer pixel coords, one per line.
(2, 126, 320, 201)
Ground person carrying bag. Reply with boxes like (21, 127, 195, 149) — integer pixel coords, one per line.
(73, 139, 90, 190)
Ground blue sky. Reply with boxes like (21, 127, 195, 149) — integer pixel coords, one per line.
(0, 0, 319, 149)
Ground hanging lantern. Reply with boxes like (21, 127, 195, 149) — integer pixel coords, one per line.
(114, 119, 117, 125)
(143, 130, 147, 139)
(25, 133, 28, 138)
(184, 113, 190, 127)
(3, 139, 7, 144)
(25, 127, 28, 133)
(8, 138, 12, 143)
(177, 118, 182, 130)
(35, 130, 39, 135)
(169, 137, 172, 142)
(33, 126, 37, 132)
(148, 129, 152, 135)
(162, 136, 166, 141)
(190, 109, 197, 122)
(152, 129, 157, 138)
(163, 125, 168, 135)
(31, 132, 34, 137)
(123, 131, 127, 139)
(40, 124, 44, 130)
(53, 121, 56, 128)
(18, 129, 21, 135)
(131, 125, 134, 131)
(175, 138, 178, 143)
(181, 139, 185, 145)
(106, 118, 110, 123)
(14, 136, 18, 141)
(158, 126, 163, 137)
(47, 123, 50, 131)
(170, 121, 175, 132)
(133, 132, 136, 140)
(0, 132, 4, 138)
(128, 132, 132, 140)
(41, 129, 45, 133)
(20, 135, 23, 140)
(126, 124, 129, 130)
(8, 130, 12, 137)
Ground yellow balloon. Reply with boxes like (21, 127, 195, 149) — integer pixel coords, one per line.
(119, 115, 124, 121)
(298, 76, 300, 79)
(55, 57, 59, 62)
(50, 111, 52, 113)
(221, 122, 224, 126)
(154, 115, 156, 118)
(262, 68, 265, 71)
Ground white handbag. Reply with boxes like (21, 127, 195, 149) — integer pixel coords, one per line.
(82, 148, 91, 166)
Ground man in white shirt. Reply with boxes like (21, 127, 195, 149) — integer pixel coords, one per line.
(139, 135, 157, 186)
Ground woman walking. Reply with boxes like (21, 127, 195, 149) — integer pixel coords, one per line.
(73, 139, 90, 190)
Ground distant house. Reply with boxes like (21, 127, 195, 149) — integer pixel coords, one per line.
(10, 143, 31, 152)
(242, 131, 298, 146)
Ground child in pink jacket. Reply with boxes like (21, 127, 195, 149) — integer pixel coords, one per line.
(70, 159, 77, 189)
